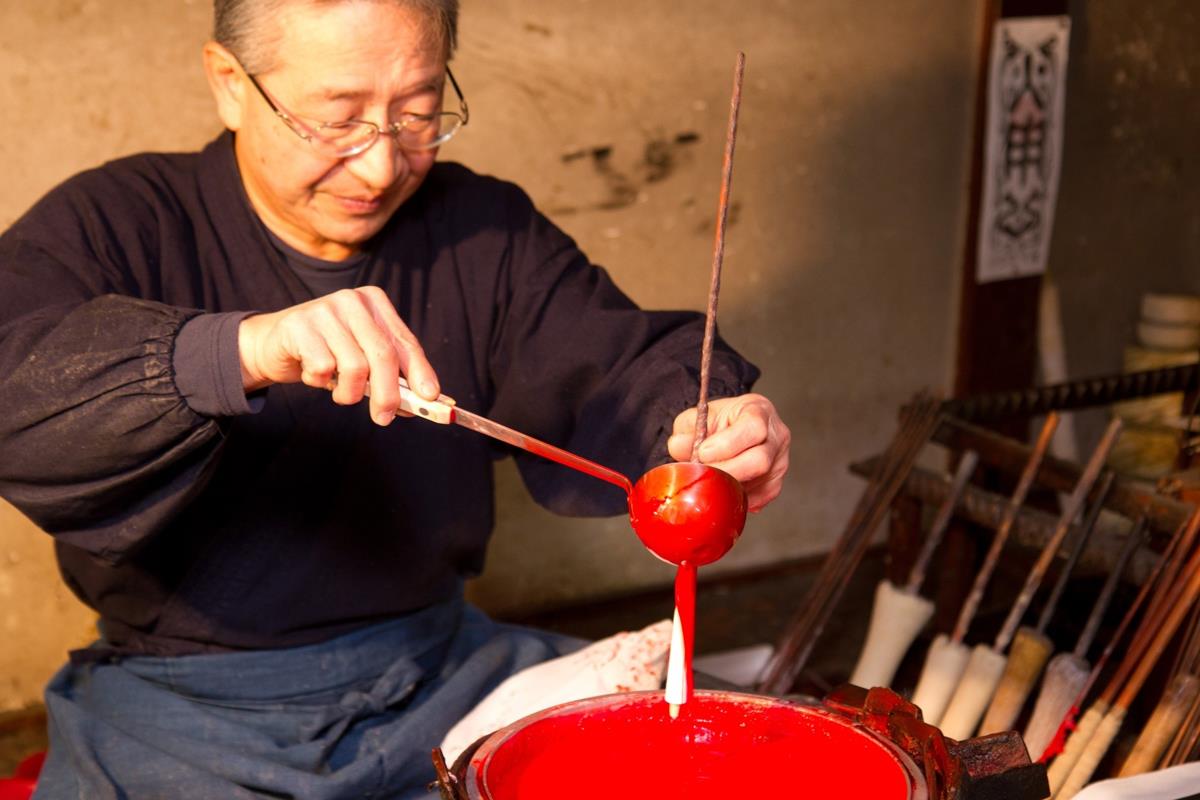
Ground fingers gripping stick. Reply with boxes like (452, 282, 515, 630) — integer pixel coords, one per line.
(394, 377, 456, 423)
(340, 375, 456, 423)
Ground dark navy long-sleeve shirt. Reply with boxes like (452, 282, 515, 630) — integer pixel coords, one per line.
(0, 132, 758, 656)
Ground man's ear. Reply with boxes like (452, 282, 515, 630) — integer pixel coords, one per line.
(203, 41, 247, 131)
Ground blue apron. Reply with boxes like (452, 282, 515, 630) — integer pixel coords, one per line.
(35, 594, 581, 799)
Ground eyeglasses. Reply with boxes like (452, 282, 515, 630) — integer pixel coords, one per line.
(244, 66, 469, 157)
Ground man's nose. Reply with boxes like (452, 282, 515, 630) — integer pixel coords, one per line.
(345, 131, 407, 190)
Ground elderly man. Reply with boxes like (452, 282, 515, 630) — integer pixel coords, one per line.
(0, 0, 789, 797)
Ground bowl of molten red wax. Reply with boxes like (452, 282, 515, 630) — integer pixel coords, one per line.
(456, 690, 926, 800)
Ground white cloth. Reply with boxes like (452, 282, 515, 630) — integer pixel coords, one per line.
(440, 619, 672, 763)
(1073, 761, 1200, 800)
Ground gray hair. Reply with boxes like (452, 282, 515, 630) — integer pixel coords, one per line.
(214, 0, 459, 74)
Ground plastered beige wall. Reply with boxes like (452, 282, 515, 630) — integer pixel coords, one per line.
(0, 0, 977, 709)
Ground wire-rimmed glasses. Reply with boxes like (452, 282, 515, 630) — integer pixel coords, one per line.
(244, 66, 469, 157)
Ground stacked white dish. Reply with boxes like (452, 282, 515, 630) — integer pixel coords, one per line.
(1108, 293, 1199, 478)
(1137, 293, 1200, 351)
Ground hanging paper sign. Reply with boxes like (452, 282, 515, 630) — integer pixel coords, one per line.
(977, 16, 1071, 283)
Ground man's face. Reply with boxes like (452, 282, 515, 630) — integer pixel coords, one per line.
(230, 2, 447, 260)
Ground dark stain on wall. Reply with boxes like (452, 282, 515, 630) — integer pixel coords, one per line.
(552, 131, 701, 214)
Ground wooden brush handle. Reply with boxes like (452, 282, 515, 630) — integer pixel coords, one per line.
(1047, 700, 1107, 797)
(939, 644, 1007, 740)
(905, 450, 979, 593)
(1161, 678, 1200, 767)
(1106, 510, 1200, 706)
(1024, 652, 1089, 762)
(1113, 540, 1200, 712)
(849, 580, 935, 689)
(951, 414, 1059, 643)
(979, 626, 1054, 736)
(994, 419, 1123, 653)
(1118, 672, 1200, 776)
(911, 634, 970, 727)
(1057, 705, 1125, 799)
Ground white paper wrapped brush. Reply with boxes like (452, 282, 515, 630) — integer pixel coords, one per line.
(440, 619, 672, 764)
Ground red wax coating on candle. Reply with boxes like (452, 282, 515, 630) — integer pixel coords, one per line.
(469, 692, 917, 800)
(629, 462, 747, 566)
(674, 562, 697, 705)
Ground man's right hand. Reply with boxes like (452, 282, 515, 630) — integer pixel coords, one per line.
(238, 287, 440, 426)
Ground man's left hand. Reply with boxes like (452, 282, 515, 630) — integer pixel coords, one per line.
(666, 394, 790, 513)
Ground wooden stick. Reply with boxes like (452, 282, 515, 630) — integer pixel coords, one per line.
(810, 398, 935, 601)
(1119, 671, 1200, 776)
(993, 420, 1124, 653)
(825, 399, 934, 582)
(910, 415, 1057, 725)
(943, 421, 1121, 741)
(1160, 608, 1200, 767)
(1058, 522, 1200, 797)
(1163, 683, 1200, 767)
(950, 413, 1061, 645)
(1073, 515, 1148, 660)
(1167, 588, 1200, 683)
(1035, 471, 1116, 637)
(973, 463, 1118, 738)
(906, 450, 982, 594)
(933, 416, 1074, 738)
(852, 458, 1105, 565)
(689, 51, 744, 460)
(758, 394, 941, 694)
(1081, 512, 1197, 711)
(1096, 511, 1200, 713)
(848, 451, 979, 689)
(1023, 516, 1145, 760)
(933, 416, 1193, 538)
(669, 51, 745, 720)
(785, 399, 941, 683)
(1045, 512, 1194, 783)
